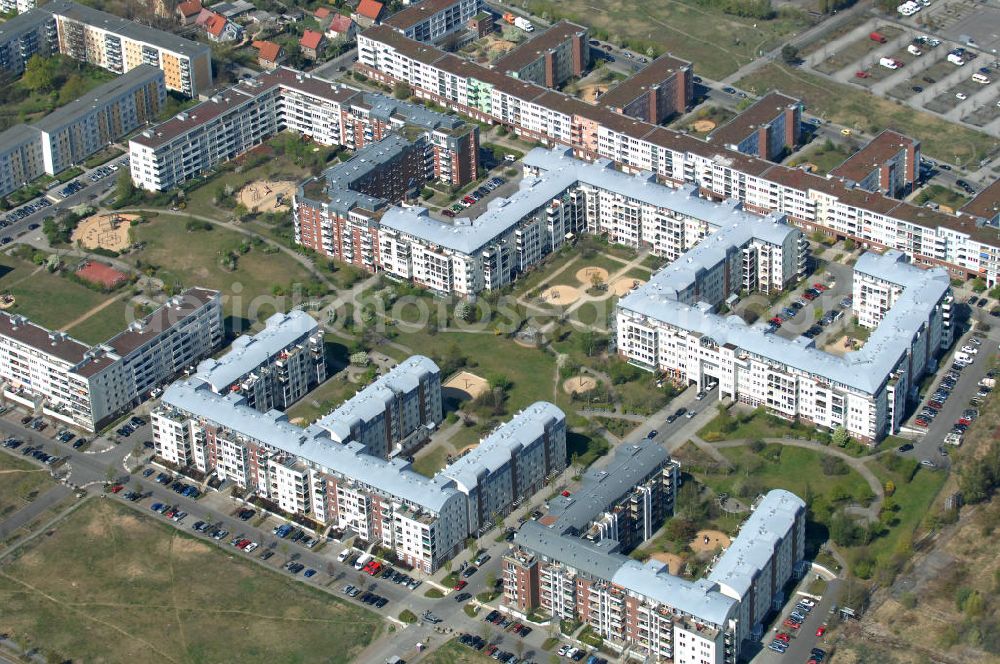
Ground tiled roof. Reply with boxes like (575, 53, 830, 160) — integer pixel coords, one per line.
(300, 29, 323, 49)
(356, 0, 383, 20)
(254, 40, 282, 62)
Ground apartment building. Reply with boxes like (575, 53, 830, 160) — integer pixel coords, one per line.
(960, 178, 1000, 226)
(708, 92, 801, 162)
(153, 352, 568, 572)
(830, 129, 920, 199)
(356, 26, 1000, 286)
(0, 126, 44, 199)
(34, 65, 165, 175)
(0, 288, 222, 432)
(129, 66, 479, 192)
(492, 21, 589, 89)
(314, 355, 442, 459)
(43, 0, 211, 97)
(192, 310, 326, 413)
(0, 0, 36, 14)
(598, 53, 692, 125)
(437, 401, 566, 536)
(0, 8, 56, 77)
(617, 244, 951, 442)
(383, 0, 481, 43)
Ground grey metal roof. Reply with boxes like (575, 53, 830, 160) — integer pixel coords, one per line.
(707, 489, 804, 599)
(33, 65, 162, 134)
(162, 379, 460, 513)
(613, 559, 737, 627)
(358, 92, 464, 131)
(514, 520, 628, 580)
(194, 310, 318, 392)
(0, 125, 41, 155)
(44, 0, 212, 58)
(0, 7, 51, 40)
(619, 248, 949, 395)
(315, 355, 439, 441)
(545, 440, 669, 533)
(437, 401, 563, 490)
(381, 147, 796, 256)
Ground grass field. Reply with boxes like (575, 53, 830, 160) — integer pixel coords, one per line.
(126, 216, 317, 323)
(0, 500, 380, 664)
(791, 140, 856, 174)
(412, 445, 450, 477)
(911, 184, 969, 212)
(64, 296, 134, 345)
(285, 375, 361, 424)
(863, 460, 946, 565)
(736, 63, 999, 166)
(425, 639, 495, 664)
(0, 253, 114, 331)
(0, 454, 54, 520)
(524, 0, 811, 80)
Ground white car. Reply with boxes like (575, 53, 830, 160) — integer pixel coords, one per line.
(799, 598, 816, 607)
(961, 345, 978, 354)
(244, 542, 258, 553)
(956, 92, 968, 100)
(557, 645, 571, 657)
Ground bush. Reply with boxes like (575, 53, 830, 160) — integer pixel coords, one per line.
(185, 218, 212, 232)
(423, 588, 443, 599)
(398, 609, 417, 623)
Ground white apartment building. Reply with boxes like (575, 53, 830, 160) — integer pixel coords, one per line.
(382, 0, 482, 43)
(617, 246, 952, 442)
(45, 0, 212, 96)
(315, 355, 442, 458)
(355, 25, 1000, 287)
(193, 309, 327, 413)
(436, 401, 566, 535)
(0, 288, 222, 431)
(152, 364, 568, 572)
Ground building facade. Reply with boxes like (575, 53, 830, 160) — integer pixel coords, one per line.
(708, 92, 801, 162)
(830, 129, 920, 199)
(382, 0, 481, 43)
(598, 53, 692, 124)
(492, 21, 589, 89)
(0, 288, 222, 431)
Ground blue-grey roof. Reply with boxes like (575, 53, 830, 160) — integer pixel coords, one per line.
(619, 248, 949, 394)
(194, 310, 319, 392)
(358, 92, 464, 131)
(707, 490, 804, 599)
(315, 355, 439, 441)
(545, 440, 670, 533)
(0, 7, 51, 41)
(514, 520, 627, 579)
(381, 147, 796, 256)
(0, 124, 41, 154)
(613, 559, 738, 627)
(437, 401, 563, 489)
(162, 380, 459, 513)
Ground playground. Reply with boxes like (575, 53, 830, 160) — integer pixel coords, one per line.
(563, 375, 597, 395)
(610, 276, 645, 296)
(690, 529, 731, 554)
(651, 552, 684, 575)
(71, 213, 137, 253)
(442, 371, 490, 401)
(237, 180, 297, 213)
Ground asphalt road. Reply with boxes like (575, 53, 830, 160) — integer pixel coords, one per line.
(752, 574, 842, 664)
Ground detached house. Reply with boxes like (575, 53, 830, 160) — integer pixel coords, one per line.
(197, 9, 242, 42)
(176, 0, 202, 25)
(299, 29, 325, 59)
(353, 0, 383, 27)
(326, 14, 356, 41)
(253, 40, 285, 70)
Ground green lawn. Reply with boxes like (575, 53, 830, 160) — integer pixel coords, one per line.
(0, 500, 381, 664)
(737, 63, 999, 166)
(64, 297, 133, 345)
(285, 375, 361, 424)
(911, 184, 969, 212)
(125, 216, 319, 324)
(425, 639, 495, 664)
(0, 454, 54, 520)
(411, 445, 450, 477)
(0, 253, 114, 331)
(523, 0, 811, 80)
(697, 407, 825, 442)
(863, 458, 946, 565)
(790, 140, 856, 175)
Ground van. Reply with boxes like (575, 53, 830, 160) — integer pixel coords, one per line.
(337, 548, 352, 563)
(907, 44, 923, 56)
(954, 352, 971, 364)
(354, 553, 373, 570)
(973, 72, 991, 84)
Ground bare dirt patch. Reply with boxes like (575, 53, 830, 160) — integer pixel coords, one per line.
(823, 334, 863, 357)
(690, 529, 731, 554)
(563, 375, 597, 395)
(651, 552, 684, 575)
(610, 276, 645, 296)
(539, 285, 581, 306)
(577, 83, 608, 102)
(71, 213, 137, 252)
(237, 180, 297, 213)
(691, 119, 717, 133)
(575, 266, 609, 286)
(442, 371, 490, 400)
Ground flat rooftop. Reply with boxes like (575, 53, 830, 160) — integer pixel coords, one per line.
(599, 52, 690, 108)
(33, 65, 162, 134)
(830, 129, 916, 185)
(708, 92, 799, 147)
(383, 0, 468, 30)
(493, 20, 587, 74)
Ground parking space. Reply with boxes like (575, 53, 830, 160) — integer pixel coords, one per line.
(438, 173, 513, 220)
(814, 26, 903, 75)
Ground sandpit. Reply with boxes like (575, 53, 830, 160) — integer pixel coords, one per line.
(0, 294, 14, 309)
(457, 443, 479, 455)
(577, 83, 607, 101)
(691, 119, 717, 133)
(690, 529, 731, 554)
(71, 213, 138, 252)
(237, 180, 297, 213)
(610, 276, 645, 296)
(651, 552, 684, 575)
(575, 266, 609, 286)
(563, 375, 597, 395)
(539, 285, 580, 306)
(443, 370, 490, 400)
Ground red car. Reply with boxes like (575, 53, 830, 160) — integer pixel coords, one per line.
(855, 71, 870, 78)
(561, 490, 571, 497)
(454, 580, 468, 591)
(775, 633, 791, 643)
(813, 283, 828, 291)
(442, 210, 455, 218)
(816, 626, 826, 637)
(803, 291, 817, 300)
(110, 484, 124, 493)
(783, 619, 801, 630)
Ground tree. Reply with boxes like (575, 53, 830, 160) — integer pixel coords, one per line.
(21, 55, 56, 92)
(233, 203, 250, 221)
(115, 171, 136, 204)
(831, 426, 850, 447)
(58, 74, 89, 106)
(393, 81, 412, 99)
(971, 277, 987, 293)
(884, 479, 896, 497)
(780, 44, 799, 65)
(489, 373, 512, 392)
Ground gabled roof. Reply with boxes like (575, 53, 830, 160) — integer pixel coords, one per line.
(328, 13, 353, 33)
(253, 40, 282, 62)
(314, 6, 331, 18)
(356, 0, 383, 20)
(300, 29, 324, 49)
(177, 0, 202, 17)
(203, 12, 228, 37)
